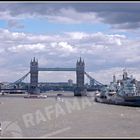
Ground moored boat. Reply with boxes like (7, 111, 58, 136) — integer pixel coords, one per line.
(24, 94, 47, 99)
(94, 70, 140, 107)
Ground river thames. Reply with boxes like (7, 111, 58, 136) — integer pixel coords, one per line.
(1, 91, 140, 138)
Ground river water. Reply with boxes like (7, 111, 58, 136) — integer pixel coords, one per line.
(0, 91, 140, 138)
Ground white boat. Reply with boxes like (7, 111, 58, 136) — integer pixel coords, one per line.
(24, 94, 47, 99)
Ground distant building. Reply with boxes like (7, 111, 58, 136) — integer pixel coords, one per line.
(68, 79, 73, 86)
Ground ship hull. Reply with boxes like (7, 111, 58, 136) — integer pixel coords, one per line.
(94, 96, 140, 107)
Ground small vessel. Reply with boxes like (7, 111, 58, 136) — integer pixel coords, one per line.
(0, 92, 4, 96)
(95, 70, 140, 107)
(56, 93, 64, 102)
(24, 94, 47, 99)
(57, 93, 63, 97)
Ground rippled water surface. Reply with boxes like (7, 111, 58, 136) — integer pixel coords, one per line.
(0, 91, 140, 138)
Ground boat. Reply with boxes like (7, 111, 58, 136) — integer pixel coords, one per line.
(24, 94, 47, 99)
(56, 93, 64, 102)
(94, 70, 140, 107)
(57, 93, 63, 97)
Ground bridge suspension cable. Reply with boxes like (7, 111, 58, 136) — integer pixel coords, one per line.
(84, 72, 103, 86)
(13, 72, 30, 84)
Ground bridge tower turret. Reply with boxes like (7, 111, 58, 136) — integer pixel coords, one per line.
(74, 57, 86, 96)
(30, 57, 39, 94)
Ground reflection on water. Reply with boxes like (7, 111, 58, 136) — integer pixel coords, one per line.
(0, 91, 140, 138)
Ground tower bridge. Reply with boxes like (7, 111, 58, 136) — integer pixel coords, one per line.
(30, 57, 85, 96)
(2, 57, 104, 96)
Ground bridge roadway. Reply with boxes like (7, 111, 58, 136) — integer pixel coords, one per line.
(38, 67, 76, 71)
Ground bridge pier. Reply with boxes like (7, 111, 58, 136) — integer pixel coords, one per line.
(74, 58, 87, 96)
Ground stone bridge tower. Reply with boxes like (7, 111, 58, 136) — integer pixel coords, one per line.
(74, 57, 86, 96)
(30, 57, 39, 94)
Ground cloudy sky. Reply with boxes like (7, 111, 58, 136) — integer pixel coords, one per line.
(0, 2, 140, 84)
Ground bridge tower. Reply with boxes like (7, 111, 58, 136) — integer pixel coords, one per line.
(74, 57, 86, 96)
(30, 57, 39, 94)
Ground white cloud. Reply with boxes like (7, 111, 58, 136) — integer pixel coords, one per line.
(0, 28, 139, 84)
(0, 3, 140, 32)
(126, 56, 140, 63)
(65, 32, 88, 40)
(0, 7, 100, 25)
(46, 8, 100, 24)
(8, 43, 46, 53)
(58, 42, 77, 53)
(0, 11, 16, 20)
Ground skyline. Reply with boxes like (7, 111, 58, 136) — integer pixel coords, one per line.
(0, 2, 140, 84)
